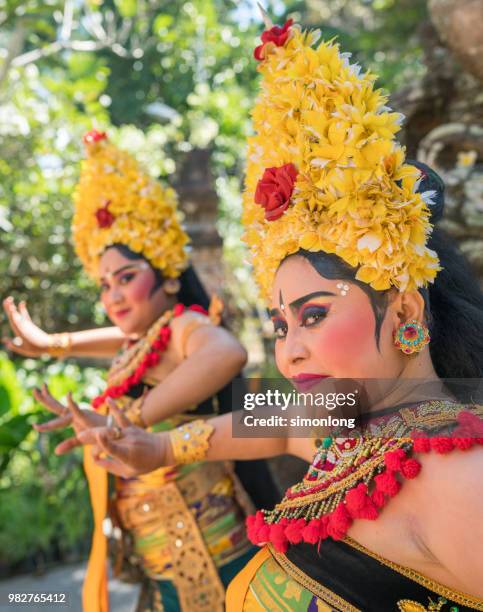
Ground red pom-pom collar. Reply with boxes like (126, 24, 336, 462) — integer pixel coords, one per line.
(246, 424, 483, 552)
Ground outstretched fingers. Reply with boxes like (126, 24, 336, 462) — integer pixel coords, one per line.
(33, 385, 68, 416)
(18, 301, 33, 322)
(2, 297, 23, 338)
(55, 436, 82, 455)
(66, 392, 91, 428)
(33, 414, 72, 432)
(106, 398, 132, 428)
(91, 450, 133, 477)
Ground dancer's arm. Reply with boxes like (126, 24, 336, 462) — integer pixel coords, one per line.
(2, 297, 125, 359)
(77, 400, 312, 478)
(414, 449, 483, 598)
(140, 312, 248, 426)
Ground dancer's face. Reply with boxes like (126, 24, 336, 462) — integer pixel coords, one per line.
(99, 248, 174, 335)
(271, 256, 406, 385)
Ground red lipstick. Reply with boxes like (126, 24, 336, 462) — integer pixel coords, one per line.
(292, 373, 330, 392)
(113, 308, 131, 319)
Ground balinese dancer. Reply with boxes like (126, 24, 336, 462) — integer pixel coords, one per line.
(75, 20, 483, 611)
(2, 131, 278, 611)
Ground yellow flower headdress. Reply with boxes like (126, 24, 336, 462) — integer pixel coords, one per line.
(243, 18, 441, 300)
(72, 130, 189, 281)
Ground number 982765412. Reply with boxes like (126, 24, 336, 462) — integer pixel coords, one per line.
(6, 593, 67, 605)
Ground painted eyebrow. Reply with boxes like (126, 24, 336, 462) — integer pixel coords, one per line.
(100, 264, 140, 282)
(289, 291, 336, 314)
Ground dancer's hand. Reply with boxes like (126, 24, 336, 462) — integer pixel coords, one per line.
(77, 398, 170, 477)
(2, 297, 51, 357)
(33, 384, 106, 454)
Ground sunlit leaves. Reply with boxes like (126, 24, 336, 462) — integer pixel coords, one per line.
(114, 0, 137, 18)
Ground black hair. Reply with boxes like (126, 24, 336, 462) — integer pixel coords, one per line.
(425, 227, 483, 379)
(177, 266, 210, 310)
(105, 243, 210, 309)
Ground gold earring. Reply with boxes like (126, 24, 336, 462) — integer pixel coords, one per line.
(163, 279, 180, 295)
(393, 320, 430, 355)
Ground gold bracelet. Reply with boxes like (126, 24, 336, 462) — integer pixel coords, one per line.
(47, 333, 72, 358)
(169, 419, 214, 465)
(125, 396, 146, 428)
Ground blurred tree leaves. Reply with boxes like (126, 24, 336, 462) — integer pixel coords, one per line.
(0, 351, 103, 567)
(0, 0, 261, 335)
(301, 0, 428, 90)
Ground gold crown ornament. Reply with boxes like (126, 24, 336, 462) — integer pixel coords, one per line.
(242, 16, 441, 300)
(72, 130, 189, 281)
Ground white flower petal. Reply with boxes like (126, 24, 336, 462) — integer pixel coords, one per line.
(357, 232, 382, 253)
(309, 29, 321, 46)
(421, 190, 437, 206)
(349, 63, 362, 77)
(305, 126, 321, 139)
(311, 158, 331, 168)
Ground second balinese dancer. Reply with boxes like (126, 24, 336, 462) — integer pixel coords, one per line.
(3, 131, 278, 611)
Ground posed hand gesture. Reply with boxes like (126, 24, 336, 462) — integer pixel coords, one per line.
(33, 384, 107, 455)
(2, 297, 51, 357)
(77, 398, 170, 478)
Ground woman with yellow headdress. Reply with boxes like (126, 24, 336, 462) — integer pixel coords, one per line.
(74, 18, 483, 611)
(2, 130, 278, 611)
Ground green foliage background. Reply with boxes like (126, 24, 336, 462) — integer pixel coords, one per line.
(0, 0, 428, 570)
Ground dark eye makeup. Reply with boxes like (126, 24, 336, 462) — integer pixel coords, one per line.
(100, 270, 137, 291)
(272, 317, 287, 339)
(272, 304, 330, 340)
(299, 304, 330, 326)
(119, 272, 135, 285)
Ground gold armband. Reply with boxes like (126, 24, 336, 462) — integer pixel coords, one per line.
(47, 332, 72, 358)
(169, 419, 214, 465)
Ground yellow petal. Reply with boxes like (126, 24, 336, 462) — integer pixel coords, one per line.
(299, 232, 320, 250)
(355, 265, 379, 284)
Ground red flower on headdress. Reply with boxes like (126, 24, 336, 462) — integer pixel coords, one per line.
(254, 19, 293, 61)
(255, 163, 298, 221)
(95, 199, 115, 228)
(83, 130, 107, 145)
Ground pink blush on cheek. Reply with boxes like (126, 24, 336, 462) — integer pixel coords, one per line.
(124, 274, 156, 304)
(314, 309, 377, 374)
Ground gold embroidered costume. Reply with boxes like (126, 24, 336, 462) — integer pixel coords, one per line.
(227, 401, 483, 611)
